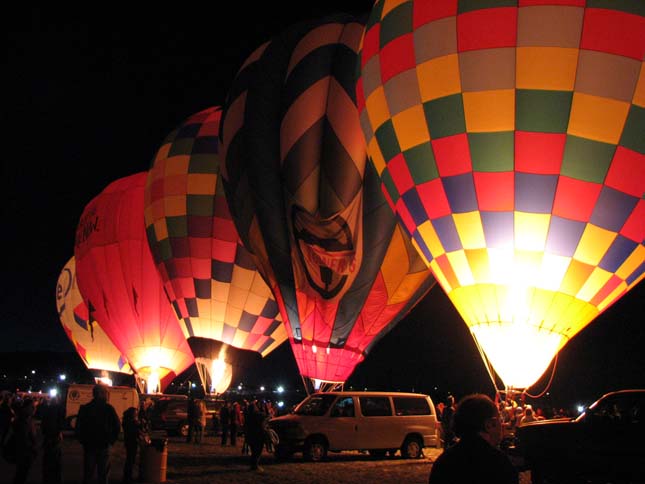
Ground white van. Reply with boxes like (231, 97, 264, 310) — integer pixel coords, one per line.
(65, 384, 139, 428)
(269, 391, 438, 461)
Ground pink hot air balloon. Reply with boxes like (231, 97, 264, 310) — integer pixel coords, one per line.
(75, 173, 194, 393)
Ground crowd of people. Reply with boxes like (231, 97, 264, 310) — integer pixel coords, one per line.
(2, 385, 577, 483)
(1, 390, 65, 484)
(435, 394, 569, 450)
(0, 386, 280, 483)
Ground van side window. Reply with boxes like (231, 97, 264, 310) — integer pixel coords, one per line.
(330, 397, 355, 417)
(359, 397, 392, 417)
(591, 394, 644, 425)
(294, 394, 337, 416)
(393, 396, 431, 416)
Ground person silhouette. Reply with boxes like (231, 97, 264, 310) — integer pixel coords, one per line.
(441, 396, 456, 448)
(121, 407, 140, 484)
(428, 394, 518, 484)
(76, 384, 120, 484)
(41, 396, 65, 484)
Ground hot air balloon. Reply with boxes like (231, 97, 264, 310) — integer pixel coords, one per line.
(144, 107, 288, 395)
(75, 173, 195, 393)
(357, 1, 645, 390)
(221, 14, 436, 392)
(56, 256, 132, 385)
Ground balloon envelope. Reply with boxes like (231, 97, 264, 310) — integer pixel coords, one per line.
(357, 1, 645, 388)
(144, 107, 288, 394)
(222, 14, 436, 388)
(56, 256, 131, 376)
(75, 173, 195, 392)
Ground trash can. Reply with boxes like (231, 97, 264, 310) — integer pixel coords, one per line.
(141, 437, 168, 483)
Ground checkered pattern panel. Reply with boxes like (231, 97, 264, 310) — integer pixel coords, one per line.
(144, 108, 287, 357)
(358, 1, 644, 340)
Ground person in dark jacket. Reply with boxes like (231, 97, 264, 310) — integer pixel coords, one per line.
(40, 396, 65, 484)
(244, 400, 268, 471)
(192, 399, 206, 445)
(428, 394, 518, 484)
(186, 396, 195, 443)
(121, 407, 140, 484)
(0, 391, 14, 444)
(230, 401, 243, 447)
(441, 395, 456, 448)
(138, 398, 153, 438)
(11, 398, 38, 484)
(76, 384, 120, 484)
(219, 402, 230, 446)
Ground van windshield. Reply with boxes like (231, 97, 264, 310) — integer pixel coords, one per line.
(294, 394, 337, 416)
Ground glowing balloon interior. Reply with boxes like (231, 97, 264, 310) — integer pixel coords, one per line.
(144, 107, 287, 393)
(75, 173, 195, 393)
(55, 256, 132, 376)
(222, 14, 436, 389)
(358, 1, 645, 389)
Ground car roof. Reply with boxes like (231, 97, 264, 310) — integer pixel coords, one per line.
(307, 391, 431, 398)
(602, 389, 645, 396)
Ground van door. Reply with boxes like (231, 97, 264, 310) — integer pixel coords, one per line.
(356, 396, 395, 449)
(325, 396, 359, 450)
(107, 388, 139, 424)
(65, 384, 94, 428)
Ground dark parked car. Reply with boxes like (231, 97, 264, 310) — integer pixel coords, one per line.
(148, 396, 224, 437)
(516, 389, 645, 484)
(149, 396, 190, 436)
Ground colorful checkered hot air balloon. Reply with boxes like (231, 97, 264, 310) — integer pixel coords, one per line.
(357, 0, 645, 389)
(144, 107, 288, 395)
(56, 256, 132, 383)
(221, 14, 436, 392)
(75, 173, 195, 393)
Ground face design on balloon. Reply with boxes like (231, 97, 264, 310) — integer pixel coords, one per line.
(291, 205, 357, 299)
(56, 267, 73, 317)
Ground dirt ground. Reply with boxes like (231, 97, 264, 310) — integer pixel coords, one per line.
(0, 432, 532, 483)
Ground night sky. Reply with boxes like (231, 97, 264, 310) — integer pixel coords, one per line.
(4, 5, 643, 407)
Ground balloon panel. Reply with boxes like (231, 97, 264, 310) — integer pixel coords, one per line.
(358, 2, 645, 387)
(55, 257, 131, 374)
(222, 15, 436, 384)
(75, 173, 195, 391)
(144, 107, 287, 358)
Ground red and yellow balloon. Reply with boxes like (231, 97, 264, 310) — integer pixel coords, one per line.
(56, 256, 132, 381)
(357, 1, 644, 389)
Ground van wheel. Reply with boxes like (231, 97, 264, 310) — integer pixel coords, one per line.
(401, 436, 423, 459)
(303, 437, 327, 462)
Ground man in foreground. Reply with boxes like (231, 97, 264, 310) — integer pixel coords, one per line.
(76, 384, 120, 484)
(428, 393, 518, 484)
